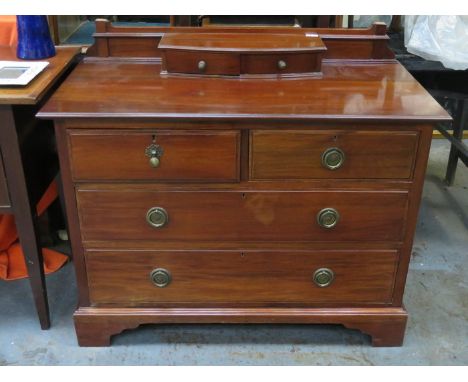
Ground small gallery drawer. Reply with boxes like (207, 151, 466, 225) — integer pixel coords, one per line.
(241, 53, 322, 75)
(250, 130, 419, 180)
(162, 51, 240, 76)
(0, 152, 10, 207)
(86, 250, 398, 305)
(77, 189, 408, 243)
(68, 130, 240, 182)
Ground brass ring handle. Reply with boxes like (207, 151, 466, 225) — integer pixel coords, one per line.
(146, 207, 169, 228)
(145, 143, 164, 168)
(198, 60, 207, 72)
(277, 60, 287, 70)
(150, 268, 171, 288)
(313, 268, 335, 287)
(321, 147, 345, 170)
(317, 208, 340, 229)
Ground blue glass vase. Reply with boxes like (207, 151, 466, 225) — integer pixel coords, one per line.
(16, 16, 55, 60)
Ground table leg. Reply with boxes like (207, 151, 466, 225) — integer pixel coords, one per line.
(445, 99, 468, 186)
(0, 105, 50, 329)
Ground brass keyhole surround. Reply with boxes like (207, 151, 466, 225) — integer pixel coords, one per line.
(145, 140, 164, 168)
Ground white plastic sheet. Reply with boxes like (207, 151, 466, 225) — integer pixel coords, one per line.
(405, 15, 468, 70)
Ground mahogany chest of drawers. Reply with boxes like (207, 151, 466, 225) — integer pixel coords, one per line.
(38, 21, 451, 346)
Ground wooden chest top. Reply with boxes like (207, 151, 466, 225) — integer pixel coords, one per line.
(158, 32, 326, 52)
(38, 60, 450, 122)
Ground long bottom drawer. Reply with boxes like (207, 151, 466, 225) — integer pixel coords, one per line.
(86, 250, 399, 306)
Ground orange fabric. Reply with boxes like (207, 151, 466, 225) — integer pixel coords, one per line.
(0, 16, 18, 46)
(0, 180, 68, 281)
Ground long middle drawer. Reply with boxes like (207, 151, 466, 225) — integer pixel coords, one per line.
(77, 189, 409, 243)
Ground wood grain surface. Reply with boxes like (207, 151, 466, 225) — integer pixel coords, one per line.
(77, 189, 409, 243)
(250, 130, 419, 180)
(240, 52, 323, 75)
(162, 51, 240, 76)
(85, 249, 398, 305)
(85, 20, 395, 61)
(37, 60, 450, 122)
(68, 129, 240, 182)
(74, 306, 408, 347)
(0, 46, 79, 105)
(158, 32, 327, 52)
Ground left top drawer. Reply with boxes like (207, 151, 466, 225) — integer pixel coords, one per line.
(68, 130, 240, 182)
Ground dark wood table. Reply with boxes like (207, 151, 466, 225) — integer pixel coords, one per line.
(0, 46, 78, 329)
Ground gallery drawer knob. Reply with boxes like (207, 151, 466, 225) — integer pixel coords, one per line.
(313, 268, 335, 287)
(146, 207, 169, 228)
(145, 142, 164, 168)
(317, 207, 340, 229)
(321, 147, 345, 170)
(198, 60, 207, 72)
(150, 268, 172, 288)
(277, 60, 287, 70)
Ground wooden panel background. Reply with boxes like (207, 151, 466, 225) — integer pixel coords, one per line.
(87, 20, 395, 61)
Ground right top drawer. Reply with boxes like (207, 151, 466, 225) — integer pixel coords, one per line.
(250, 130, 419, 180)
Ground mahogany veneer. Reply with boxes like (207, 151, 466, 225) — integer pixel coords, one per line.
(159, 32, 326, 76)
(86, 250, 398, 305)
(68, 130, 240, 181)
(250, 130, 419, 180)
(38, 22, 451, 346)
(76, 189, 409, 243)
